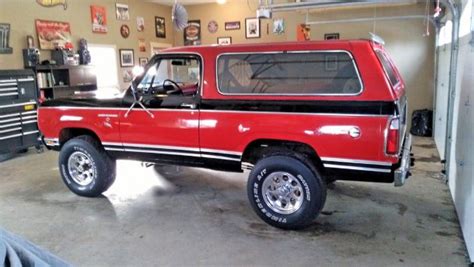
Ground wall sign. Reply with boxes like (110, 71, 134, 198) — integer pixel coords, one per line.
(91, 5, 107, 34)
(120, 24, 130, 38)
(208, 20, 218, 34)
(184, 20, 201, 46)
(324, 33, 340, 40)
(36, 0, 67, 10)
(35, 19, 72, 50)
(225, 21, 240, 31)
(0, 23, 12, 54)
(297, 24, 311, 41)
(217, 37, 232, 45)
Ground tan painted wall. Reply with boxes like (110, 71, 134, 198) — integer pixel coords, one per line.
(176, 1, 436, 119)
(0, 0, 435, 114)
(0, 0, 173, 90)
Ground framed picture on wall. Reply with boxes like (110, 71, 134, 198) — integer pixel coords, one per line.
(150, 42, 172, 56)
(137, 17, 145, 32)
(324, 33, 340, 40)
(217, 37, 232, 45)
(138, 39, 146, 52)
(116, 3, 130, 21)
(0, 24, 13, 54)
(272, 18, 285, 35)
(155, 16, 166, 38)
(123, 69, 133, 83)
(139, 57, 148, 67)
(245, 18, 260, 39)
(120, 49, 134, 67)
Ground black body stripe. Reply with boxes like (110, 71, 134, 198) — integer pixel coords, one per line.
(199, 151, 241, 159)
(200, 100, 395, 115)
(124, 146, 200, 155)
(322, 160, 393, 170)
(41, 97, 396, 116)
(104, 145, 241, 159)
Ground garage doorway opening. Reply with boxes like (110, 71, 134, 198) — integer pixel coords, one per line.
(88, 44, 121, 97)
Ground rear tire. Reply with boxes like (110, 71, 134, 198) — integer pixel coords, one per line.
(247, 154, 326, 230)
(58, 135, 116, 197)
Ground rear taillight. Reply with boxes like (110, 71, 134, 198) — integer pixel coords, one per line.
(386, 117, 400, 155)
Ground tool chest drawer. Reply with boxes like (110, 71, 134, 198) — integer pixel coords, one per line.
(0, 102, 39, 153)
(0, 70, 37, 102)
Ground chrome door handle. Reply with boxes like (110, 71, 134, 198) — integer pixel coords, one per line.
(180, 103, 196, 109)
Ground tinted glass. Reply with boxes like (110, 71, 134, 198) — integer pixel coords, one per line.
(375, 50, 399, 86)
(217, 52, 362, 95)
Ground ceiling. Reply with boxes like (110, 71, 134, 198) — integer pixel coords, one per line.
(146, 0, 221, 5)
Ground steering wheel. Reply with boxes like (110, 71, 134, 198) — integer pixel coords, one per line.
(163, 79, 183, 95)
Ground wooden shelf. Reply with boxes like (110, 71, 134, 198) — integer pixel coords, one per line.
(33, 65, 97, 99)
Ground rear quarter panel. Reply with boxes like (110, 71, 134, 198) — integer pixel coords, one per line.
(38, 107, 122, 144)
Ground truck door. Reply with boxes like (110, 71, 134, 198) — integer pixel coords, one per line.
(117, 55, 201, 164)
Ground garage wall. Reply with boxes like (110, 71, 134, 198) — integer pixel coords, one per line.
(176, 1, 435, 121)
(0, 0, 173, 90)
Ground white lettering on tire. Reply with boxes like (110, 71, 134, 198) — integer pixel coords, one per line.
(297, 174, 311, 201)
(61, 164, 71, 184)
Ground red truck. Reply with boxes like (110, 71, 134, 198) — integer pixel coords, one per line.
(38, 39, 412, 229)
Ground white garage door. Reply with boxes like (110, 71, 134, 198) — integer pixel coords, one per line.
(434, 21, 453, 159)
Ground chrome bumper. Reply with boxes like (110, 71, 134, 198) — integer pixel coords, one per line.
(394, 134, 412, 187)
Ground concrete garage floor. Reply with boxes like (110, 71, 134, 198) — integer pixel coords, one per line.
(0, 137, 469, 266)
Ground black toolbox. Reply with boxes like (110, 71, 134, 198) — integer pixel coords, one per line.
(0, 69, 42, 154)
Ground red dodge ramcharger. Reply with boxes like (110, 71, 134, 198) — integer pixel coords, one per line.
(38, 39, 413, 229)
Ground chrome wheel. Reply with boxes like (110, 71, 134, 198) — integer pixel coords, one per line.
(262, 172, 304, 215)
(67, 151, 96, 186)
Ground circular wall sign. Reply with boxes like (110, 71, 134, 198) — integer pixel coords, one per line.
(208, 20, 218, 34)
(120, 24, 130, 38)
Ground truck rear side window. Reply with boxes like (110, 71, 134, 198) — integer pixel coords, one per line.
(217, 52, 362, 95)
(375, 50, 400, 86)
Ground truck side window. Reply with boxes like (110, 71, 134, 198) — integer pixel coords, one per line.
(217, 52, 362, 95)
(137, 57, 200, 97)
(375, 50, 400, 86)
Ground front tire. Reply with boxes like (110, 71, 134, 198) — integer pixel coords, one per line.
(247, 155, 326, 230)
(58, 135, 116, 197)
